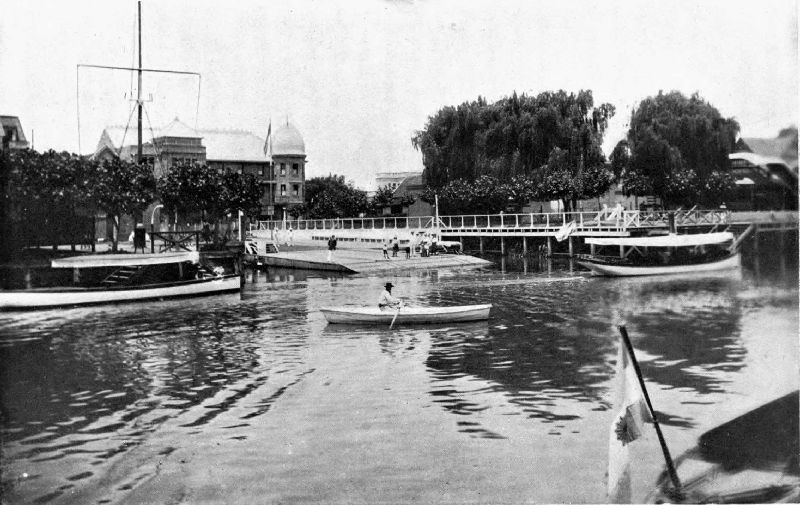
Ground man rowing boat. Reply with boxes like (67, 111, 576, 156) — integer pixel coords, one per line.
(378, 282, 402, 310)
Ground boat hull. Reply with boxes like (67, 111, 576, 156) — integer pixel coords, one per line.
(0, 275, 241, 310)
(321, 304, 492, 324)
(577, 253, 740, 277)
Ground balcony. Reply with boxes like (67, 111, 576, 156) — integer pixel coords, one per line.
(273, 195, 303, 205)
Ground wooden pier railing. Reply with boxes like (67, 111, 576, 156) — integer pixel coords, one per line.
(252, 209, 760, 237)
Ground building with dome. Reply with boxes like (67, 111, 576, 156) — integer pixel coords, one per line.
(94, 118, 307, 223)
(268, 121, 307, 220)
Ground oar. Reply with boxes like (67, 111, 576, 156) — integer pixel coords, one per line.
(389, 303, 402, 328)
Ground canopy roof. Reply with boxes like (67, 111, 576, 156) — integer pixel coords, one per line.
(586, 232, 734, 248)
(52, 252, 199, 268)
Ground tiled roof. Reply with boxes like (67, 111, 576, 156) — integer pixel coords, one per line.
(200, 129, 267, 162)
(95, 123, 268, 162)
(394, 174, 425, 195)
(159, 117, 201, 138)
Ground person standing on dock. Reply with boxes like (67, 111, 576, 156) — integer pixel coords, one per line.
(288, 227, 294, 247)
(392, 236, 399, 257)
(327, 235, 337, 261)
(378, 282, 402, 310)
(383, 240, 390, 259)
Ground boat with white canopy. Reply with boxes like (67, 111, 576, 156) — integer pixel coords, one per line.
(0, 252, 241, 310)
(577, 232, 740, 276)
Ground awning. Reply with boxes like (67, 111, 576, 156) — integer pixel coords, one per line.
(52, 251, 199, 268)
(586, 232, 734, 248)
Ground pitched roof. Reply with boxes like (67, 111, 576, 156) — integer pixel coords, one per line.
(200, 129, 267, 162)
(737, 132, 798, 170)
(159, 117, 200, 138)
(95, 123, 268, 162)
(393, 174, 425, 195)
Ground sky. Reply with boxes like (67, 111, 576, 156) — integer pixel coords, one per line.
(1, 0, 797, 189)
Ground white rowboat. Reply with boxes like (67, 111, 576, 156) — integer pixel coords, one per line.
(321, 304, 492, 325)
(0, 276, 241, 310)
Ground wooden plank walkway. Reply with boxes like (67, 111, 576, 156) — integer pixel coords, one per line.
(257, 249, 491, 274)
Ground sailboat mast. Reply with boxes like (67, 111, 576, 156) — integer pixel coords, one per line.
(136, 0, 143, 164)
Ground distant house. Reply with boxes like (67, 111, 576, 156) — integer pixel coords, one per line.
(735, 127, 798, 172)
(375, 171, 421, 192)
(728, 151, 797, 211)
(1, 115, 29, 151)
(392, 173, 432, 217)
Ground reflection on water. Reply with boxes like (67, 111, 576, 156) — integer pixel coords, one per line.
(1, 235, 797, 503)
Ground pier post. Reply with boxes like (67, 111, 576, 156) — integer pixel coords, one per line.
(590, 243, 596, 256)
(568, 236, 574, 257)
(546, 236, 552, 257)
(619, 244, 624, 258)
(237, 253, 245, 288)
(501, 236, 505, 255)
(753, 226, 760, 256)
(522, 236, 528, 256)
(479, 237, 484, 254)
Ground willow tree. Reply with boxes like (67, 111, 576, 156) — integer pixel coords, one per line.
(621, 91, 739, 207)
(412, 89, 616, 211)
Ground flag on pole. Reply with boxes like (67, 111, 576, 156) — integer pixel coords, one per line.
(607, 338, 653, 503)
(263, 119, 272, 160)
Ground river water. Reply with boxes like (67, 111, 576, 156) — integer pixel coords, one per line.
(1, 236, 798, 504)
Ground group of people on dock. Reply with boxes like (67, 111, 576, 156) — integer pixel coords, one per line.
(382, 236, 411, 259)
(381, 233, 442, 260)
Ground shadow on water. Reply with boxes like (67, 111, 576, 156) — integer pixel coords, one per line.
(419, 243, 797, 430)
(0, 293, 311, 460)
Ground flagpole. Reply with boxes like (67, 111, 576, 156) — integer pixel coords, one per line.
(617, 325, 683, 496)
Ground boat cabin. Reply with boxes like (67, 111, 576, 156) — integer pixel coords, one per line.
(583, 232, 735, 266)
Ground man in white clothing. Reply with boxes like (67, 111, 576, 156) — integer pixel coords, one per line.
(377, 282, 402, 310)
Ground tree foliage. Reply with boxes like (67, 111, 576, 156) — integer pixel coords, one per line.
(420, 175, 533, 215)
(412, 89, 616, 211)
(6, 149, 157, 251)
(621, 91, 739, 207)
(368, 185, 395, 216)
(303, 175, 368, 218)
(92, 157, 157, 250)
(157, 162, 264, 230)
(365, 185, 416, 216)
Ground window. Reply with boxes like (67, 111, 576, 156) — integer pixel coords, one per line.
(292, 163, 299, 176)
(280, 184, 286, 196)
(292, 184, 299, 196)
(280, 163, 286, 176)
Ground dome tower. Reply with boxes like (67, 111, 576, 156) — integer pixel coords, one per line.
(270, 121, 307, 220)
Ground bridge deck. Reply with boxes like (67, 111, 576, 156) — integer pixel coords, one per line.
(253, 210, 796, 241)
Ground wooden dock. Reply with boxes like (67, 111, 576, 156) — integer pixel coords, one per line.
(254, 248, 492, 274)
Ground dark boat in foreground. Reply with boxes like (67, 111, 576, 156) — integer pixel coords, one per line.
(648, 390, 799, 503)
